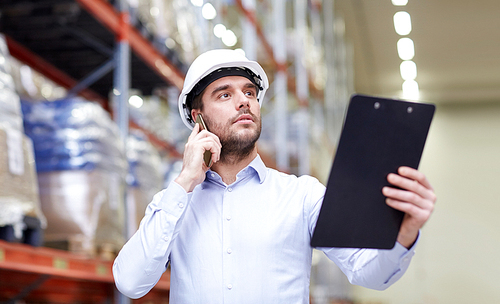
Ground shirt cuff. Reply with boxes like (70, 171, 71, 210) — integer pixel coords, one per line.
(157, 181, 192, 218)
(387, 230, 420, 265)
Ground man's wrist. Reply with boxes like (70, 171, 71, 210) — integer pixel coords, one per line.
(397, 229, 419, 249)
(174, 174, 199, 193)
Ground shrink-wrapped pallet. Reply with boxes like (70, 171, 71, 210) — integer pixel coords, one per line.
(0, 127, 46, 241)
(22, 97, 127, 257)
(0, 34, 23, 132)
(0, 34, 45, 244)
(38, 169, 125, 258)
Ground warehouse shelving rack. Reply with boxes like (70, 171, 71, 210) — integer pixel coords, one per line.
(0, 240, 170, 302)
(0, 0, 291, 301)
(0, 0, 179, 302)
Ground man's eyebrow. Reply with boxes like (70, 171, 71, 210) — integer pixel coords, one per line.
(244, 82, 258, 91)
(210, 84, 231, 97)
(209, 81, 258, 97)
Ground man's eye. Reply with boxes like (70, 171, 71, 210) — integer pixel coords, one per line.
(220, 93, 229, 99)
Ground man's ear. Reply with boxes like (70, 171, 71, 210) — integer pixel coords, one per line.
(191, 109, 200, 122)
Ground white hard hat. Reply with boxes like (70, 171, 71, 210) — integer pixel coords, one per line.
(178, 49, 269, 129)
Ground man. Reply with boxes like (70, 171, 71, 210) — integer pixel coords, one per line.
(113, 49, 436, 303)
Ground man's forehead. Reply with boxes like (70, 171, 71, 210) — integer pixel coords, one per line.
(208, 75, 255, 86)
(206, 76, 257, 91)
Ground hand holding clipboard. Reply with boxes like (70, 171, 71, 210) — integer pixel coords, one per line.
(311, 94, 436, 249)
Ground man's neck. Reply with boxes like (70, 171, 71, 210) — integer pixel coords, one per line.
(211, 149, 258, 185)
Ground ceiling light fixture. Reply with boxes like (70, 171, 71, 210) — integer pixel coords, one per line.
(394, 11, 412, 35)
(150, 7, 159, 17)
(391, 0, 408, 6)
(191, 0, 203, 7)
(397, 37, 415, 60)
(129, 95, 144, 108)
(400, 60, 417, 80)
(222, 29, 237, 47)
(213, 24, 226, 38)
(202, 3, 217, 20)
(402, 80, 419, 100)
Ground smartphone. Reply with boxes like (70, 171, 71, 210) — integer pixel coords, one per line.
(195, 114, 213, 167)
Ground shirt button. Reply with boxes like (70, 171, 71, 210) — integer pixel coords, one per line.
(211, 173, 215, 178)
(226, 216, 231, 221)
(227, 284, 233, 290)
(162, 236, 170, 242)
(178, 203, 184, 208)
(227, 187, 233, 192)
(227, 248, 232, 254)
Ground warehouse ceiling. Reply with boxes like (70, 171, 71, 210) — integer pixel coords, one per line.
(335, 0, 500, 104)
(0, 0, 498, 107)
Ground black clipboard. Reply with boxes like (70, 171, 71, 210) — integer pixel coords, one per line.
(311, 94, 435, 249)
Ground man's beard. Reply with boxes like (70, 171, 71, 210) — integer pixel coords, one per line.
(203, 109, 261, 164)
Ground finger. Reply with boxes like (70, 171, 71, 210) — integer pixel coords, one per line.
(209, 141, 221, 163)
(398, 166, 434, 191)
(387, 172, 436, 202)
(188, 123, 200, 142)
(196, 131, 221, 150)
(194, 127, 221, 146)
(198, 130, 222, 149)
(199, 139, 220, 163)
(196, 136, 221, 164)
(386, 198, 432, 222)
(382, 186, 433, 210)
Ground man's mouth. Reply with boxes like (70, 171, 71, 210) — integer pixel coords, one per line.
(234, 114, 254, 124)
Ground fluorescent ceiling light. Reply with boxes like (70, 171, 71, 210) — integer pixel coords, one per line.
(394, 11, 412, 35)
(191, 0, 203, 7)
(402, 80, 419, 100)
(165, 37, 176, 49)
(222, 29, 237, 47)
(397, 38, 415, 60)
(392, 0, 408, 6)
(213, 24, 226, 38)
(202, 3, 217, 20)
(400, 60, 417, 80)
(150, 7, 159, 17)
(129, 95, 144, 108)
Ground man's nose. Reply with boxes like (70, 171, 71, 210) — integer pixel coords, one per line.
(236, 91, 250, 109)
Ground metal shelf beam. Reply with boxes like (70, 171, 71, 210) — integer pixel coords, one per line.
(76, 0, 185, 90)
(0, 240, 170, 302)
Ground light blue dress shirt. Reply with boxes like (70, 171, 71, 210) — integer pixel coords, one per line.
(113, 155, 416, 303)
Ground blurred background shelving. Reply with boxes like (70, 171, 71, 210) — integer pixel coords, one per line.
(1, 0, 500, 303)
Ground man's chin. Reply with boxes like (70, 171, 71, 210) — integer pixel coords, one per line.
(233, 127, 259, 139)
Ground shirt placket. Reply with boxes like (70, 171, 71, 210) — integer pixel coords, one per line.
(222, 184, 234, 301)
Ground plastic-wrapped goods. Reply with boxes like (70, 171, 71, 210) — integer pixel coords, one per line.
(126, 130, 163, 234)
(37, 170, 125, 258)
(21, 97, 127, 173)
(0, 34, 23, 132)
(21, 97, 127, 257)
(0, 126, 46, 244)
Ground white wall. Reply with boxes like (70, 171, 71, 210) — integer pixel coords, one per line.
(352, 102, 500, 303)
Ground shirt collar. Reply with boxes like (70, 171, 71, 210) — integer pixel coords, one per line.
(247, 154, 267, 183)
(205, 154, 267, 185)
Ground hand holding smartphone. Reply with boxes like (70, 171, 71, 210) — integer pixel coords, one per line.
(195, 114, 213, 167)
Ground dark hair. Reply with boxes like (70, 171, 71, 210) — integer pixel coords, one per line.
(191, 89, 204, 111)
